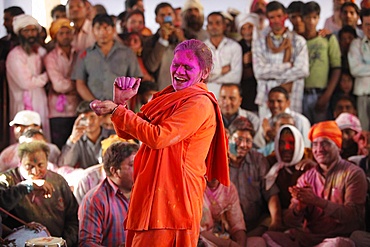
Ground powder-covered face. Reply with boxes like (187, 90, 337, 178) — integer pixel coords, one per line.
(278, 131, 295, 163)
(170, 49, 203, 91)
(267, 9, 287, 34)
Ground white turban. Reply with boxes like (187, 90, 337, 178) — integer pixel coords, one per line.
(235, 13, 259, 34)
(183, 0, 204, 14)
(12, 14, 41, 35)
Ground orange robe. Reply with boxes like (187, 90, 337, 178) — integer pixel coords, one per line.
(111, 83, 229, 246)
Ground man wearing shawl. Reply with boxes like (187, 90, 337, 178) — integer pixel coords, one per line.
(90, 39, 229, 247)
(263, 121, 367, 247)
(265, 125, 309, 211)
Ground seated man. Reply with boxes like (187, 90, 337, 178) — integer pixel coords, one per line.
(265, 125, 312, 211)
(200, 178, 266, 247)
(73, 135, 135, 204)
(254, 86, 311, 149)
(79, 141, 139, 246)
(0, 110, 60, 172)
(332, 94, 358, 119)
(58, 101, 111, 168)
(335, 112, 368, 160)
(219, 83, 260, 136)
(228, 116, 282, 236)
(263, 121, 367, 246)
(0, 141, 78, 246)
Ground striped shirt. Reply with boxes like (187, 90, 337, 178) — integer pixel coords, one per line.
(79, 177, 129, 246)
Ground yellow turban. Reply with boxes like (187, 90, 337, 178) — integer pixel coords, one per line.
(101, 134, 137, 156)
(49, 18, 73, 39)
(308, 121, 342, 148)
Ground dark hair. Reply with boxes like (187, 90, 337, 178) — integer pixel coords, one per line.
(287, 1, 304, 15)
(51, 4, 66, 18)
(207, 11, 225, 22)
(138, 81, 159, 95)
(360, 7, 370, 21)
(338, 25, 358, 39)
(268, 86, 290, 100)
(155, 2, 174, 16)
(280, 126, 293, 137)
(220, 83, 243, 97)
(18, 141, 50, 160)
(230, 116, 255, 137)
(95, 4, 108, 15)
(93, 14, 115, 27)
(125, 9, 145, 24)
(334, 94, 357, 110)
(4, 6, 24, 16)
(125, 0, 138, 10)
(66, 0, 87, 5)
(302, 1, 320, 17)
(76, 101, 93, 115)
(341, 2, 360, 16)
(174, 39, 213, 73)
(103, 142, 139, 176)
(21, 128, 45, 140)
(266, 1, 286, 15)
(118, 11, 127, 22)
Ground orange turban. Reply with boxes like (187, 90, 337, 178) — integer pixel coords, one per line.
(308, 121, 342, 148)
(49, 18, 73, 39)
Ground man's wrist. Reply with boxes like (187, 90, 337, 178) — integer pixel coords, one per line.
(20, 180, 34, 193)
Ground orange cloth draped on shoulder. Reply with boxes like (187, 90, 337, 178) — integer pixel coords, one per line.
(111, 83, 229, 235)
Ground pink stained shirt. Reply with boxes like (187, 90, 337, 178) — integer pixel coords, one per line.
(6, 46, 50, 143)
(72, 19, 95, 53)
(284, 159, 367, 245)
(44, 45, 81, 118)
(201, 182, 246, 235)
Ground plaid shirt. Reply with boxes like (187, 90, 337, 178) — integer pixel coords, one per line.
(252, 28, 309, 113)
(79, 177, 129, 246)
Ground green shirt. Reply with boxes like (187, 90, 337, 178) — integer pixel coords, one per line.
(305, 34, 341, 89)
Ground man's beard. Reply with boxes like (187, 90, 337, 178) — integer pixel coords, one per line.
(184, 14, 204, 31)
(19, 34, 40, 54)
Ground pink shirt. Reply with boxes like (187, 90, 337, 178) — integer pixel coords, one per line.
(44, 45, 81, 118)
(284, 159, 367, 245)
(201, 182, 246, 235)
(6, 46, 50, 143)
(72, 19, 95, 53)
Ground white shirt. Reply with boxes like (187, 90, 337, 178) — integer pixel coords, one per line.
(348, 37, 370, 95)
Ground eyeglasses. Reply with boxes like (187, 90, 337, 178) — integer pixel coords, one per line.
(234, 136, 253, 145)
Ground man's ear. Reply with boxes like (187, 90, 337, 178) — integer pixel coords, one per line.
(201, 68, 210, 80)
(110, 166, 117, 177)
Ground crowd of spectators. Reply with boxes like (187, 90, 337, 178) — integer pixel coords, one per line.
(0, 0, 370, 246)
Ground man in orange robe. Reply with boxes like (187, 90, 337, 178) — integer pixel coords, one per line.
(90, 39, 230, 247)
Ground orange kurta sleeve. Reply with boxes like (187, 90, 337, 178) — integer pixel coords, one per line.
(112, 94, 216, 149)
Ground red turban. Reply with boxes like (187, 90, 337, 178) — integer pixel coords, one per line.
(308, 121, 342, 148)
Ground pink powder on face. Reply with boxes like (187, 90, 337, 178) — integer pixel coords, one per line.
(170, 50, 203, 91)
